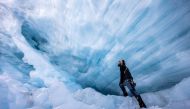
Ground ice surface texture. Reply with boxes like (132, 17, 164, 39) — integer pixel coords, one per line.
(0, 0, 190, 109)
(18, 0, 190, 94)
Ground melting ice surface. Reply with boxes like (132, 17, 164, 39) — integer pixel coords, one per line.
(0, 0, 190, 109)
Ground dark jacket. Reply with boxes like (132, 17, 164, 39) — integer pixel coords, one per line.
(119, 65, 133, 84)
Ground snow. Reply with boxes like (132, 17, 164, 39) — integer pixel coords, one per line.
(0, 0, 190, 109)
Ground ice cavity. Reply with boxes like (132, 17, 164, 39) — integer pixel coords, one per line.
(1, 0, 190, 109)
(18, 0, 190, 95)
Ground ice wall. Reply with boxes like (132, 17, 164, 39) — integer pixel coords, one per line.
(15, 0, 190, 94)
(1, 0, 190, 109)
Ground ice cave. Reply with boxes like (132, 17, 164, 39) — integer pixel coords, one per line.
(0, 0, 190, 109)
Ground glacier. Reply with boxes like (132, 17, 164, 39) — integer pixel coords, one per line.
(0, 0, 190, 109)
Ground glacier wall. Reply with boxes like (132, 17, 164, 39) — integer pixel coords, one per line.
(0, 0, 190, 108)
(14, 0, 190, 94)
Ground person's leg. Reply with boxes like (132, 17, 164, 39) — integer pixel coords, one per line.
(119, 83, 128, 96)
(135, 95, 147, 108)
(129, 89, 138, 97)
(129, 89, 146, 108)
(126, 81, 146, 108)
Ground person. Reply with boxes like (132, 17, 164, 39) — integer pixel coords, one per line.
(118, 59, 146, 108)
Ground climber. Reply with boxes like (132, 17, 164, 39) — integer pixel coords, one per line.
(118, 59, 146, 108)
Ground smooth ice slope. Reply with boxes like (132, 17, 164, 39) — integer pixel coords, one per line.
(0, 0, 190, 109)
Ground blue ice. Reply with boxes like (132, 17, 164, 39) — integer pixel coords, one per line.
(0, 0, 190, 109)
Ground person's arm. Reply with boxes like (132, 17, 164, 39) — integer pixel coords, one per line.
(124, 69, 136, 86)
(124, 68, 133, 80)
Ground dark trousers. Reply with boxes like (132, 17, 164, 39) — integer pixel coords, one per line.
(119, 80, 146, 108)
(119, 83, 127, 95)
